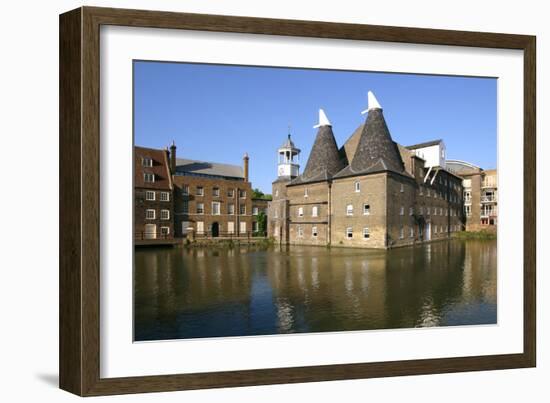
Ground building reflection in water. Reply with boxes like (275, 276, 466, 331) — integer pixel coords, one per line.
(134, 240, 497, 341)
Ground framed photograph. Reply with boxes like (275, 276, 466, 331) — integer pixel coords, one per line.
(59, 6, 536, 396)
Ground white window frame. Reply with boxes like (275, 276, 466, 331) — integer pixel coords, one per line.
(312, 206, 318, 217)
(227, 189, 234, 198)
(298, 207, 304, 217)
(160, 209, 170, 220)
(141, 157, 153, 167)
(346, 227, 353, 239)
(312, 226, 318, 237)
(160, 226, 170, 236)
(399, 226, 404, 239)
(182, 185, 189, 196)
(239, 189, 246, 198)
(196, 202, 204, 214)
(400, 206, 404, 216)
(363, 227, 370, 239)
(212, 202, 221, 216)
(196, 186, 204, 196)
(239, 204, 246, 215)
(354, 181, 360, 192)
(160, 191, 170, 202)
(145, 209, 155, 220)
(227, 221, 235, 234)
(228, 203, 235, 215)
(252, 207, 259, 216)
(143, 172, 155, 183)
(363, 204, 370, 215)
(410, 226, 414, 238)
(400, 183, 404, 193)
(304, 188, 309, 198)
(297, 226, 304, 238)
(145, 190, 155, 201)
(213, 187, 220, 197)
(346, 204, 353, 216)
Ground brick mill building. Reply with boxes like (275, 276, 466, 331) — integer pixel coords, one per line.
(134, 146, 174, 240)
(446, 160, 498, 230)
(134, 142, 268, 243)
(268, 91, 466, 249)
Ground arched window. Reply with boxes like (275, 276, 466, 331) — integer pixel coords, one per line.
(312, 206, 318, 217)
(298, 207, 304, 217)
(354, 181, 360, 192)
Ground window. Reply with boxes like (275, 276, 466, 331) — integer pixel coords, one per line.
(464, 191, 471, 202)
(239, 204, 246, 215)
(145, 191, 155, 201)
(161, 226, 170, 236)
(213, 187, 220, 197)
(409, 207, 413, 216)
(239, 189, 246, 198)
(399, 226, 404, 239)
(196, 221, 204, 234)
(400, 206, 404, 215)
(297, 226, 304, 237)
(346, 227, 353, 239)
(363, 227, 370, 239)
(182, 185, 189, 195)
(252, 221, 259, 232)
(143, 173, 155, 183)
(433, 208, 437, 216)
(274, 209, 278, 219)
(312, 206, 318, 217)
(228, 203, 235, 215)
(182, 200, 189, 214)
(312, 226, 318, 237)
(160, 209, 170, 220)
(434, 226, 438, 234)
(227, 222, 235, 234)
(160, 192, 170, 202)
(400, 183, 404, 193)
(252, 207, 259, 215)
(464, 205, 471, 216)
(196, 186, 204, 196)
(275, 189, 279, 197)
(240, 221, 247, 233)
(141, 157, 153, 167)
(363, 204, 370, 215)
(196, 203, 204, 214)
(227, 189, 234, 198)
(410, 226, 414, 238)
(304, 188, 309, 198)
(212, 202, 221, 215)
(298, 207, 304, 217)
(145, 209, 155, 220)
(355, 181, 360, 192)
(346, 204, 354, 216)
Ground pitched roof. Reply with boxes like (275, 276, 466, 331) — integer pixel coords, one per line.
(175, 158, 244, 180)
(279, 134, 299, 151)
(134, 146, 173, 190)
(338, 123, 364, 164)
(406, 139, 442, 149)
(290, 124, 345, 185)
(334, 108, 405, 178)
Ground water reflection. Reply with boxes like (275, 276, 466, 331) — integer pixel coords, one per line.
(134, 240, 497, 341)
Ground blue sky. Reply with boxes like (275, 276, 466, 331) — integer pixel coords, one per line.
(134, 61, 496, 194)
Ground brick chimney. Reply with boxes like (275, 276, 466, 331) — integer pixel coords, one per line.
(243, 152, 249, 182)
(170, 140, 177, 174)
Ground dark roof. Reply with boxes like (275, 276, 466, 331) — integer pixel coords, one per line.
(290, 125, 345, 185)
(406, 139, 442, 150)
(175, 158, 244, 180)
(134, 146, 172, 190)
(334, 109, 405, 178)
(338, 123, 364, 165)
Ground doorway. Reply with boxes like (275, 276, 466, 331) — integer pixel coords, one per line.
(211, 222, 220, 237)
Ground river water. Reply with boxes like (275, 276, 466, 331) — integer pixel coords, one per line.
(134, 240, 497, 341)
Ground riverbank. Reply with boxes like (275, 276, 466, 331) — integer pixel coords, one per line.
(455, 230, 497, 240)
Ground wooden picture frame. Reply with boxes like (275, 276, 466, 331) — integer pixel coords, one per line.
(59, 6, 536, 396)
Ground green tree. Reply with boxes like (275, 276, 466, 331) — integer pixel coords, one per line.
(257, 211, 267, 235)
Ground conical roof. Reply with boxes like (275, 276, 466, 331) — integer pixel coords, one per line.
(335, 92, 405, 178)
(290, 110, 345, 185)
